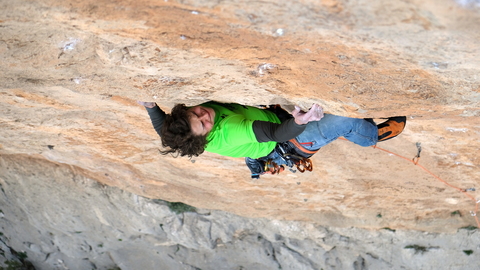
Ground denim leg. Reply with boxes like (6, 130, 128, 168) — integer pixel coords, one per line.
(294, 113, 378, 151)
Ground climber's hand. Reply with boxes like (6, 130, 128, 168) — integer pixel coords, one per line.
(291, 103, 324, 125)
(137, 101, 156, 108)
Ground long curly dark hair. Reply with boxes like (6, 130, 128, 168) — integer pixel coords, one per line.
(160, 104, 209, 157)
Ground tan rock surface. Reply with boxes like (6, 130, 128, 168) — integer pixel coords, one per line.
(1, 0, 479, 232)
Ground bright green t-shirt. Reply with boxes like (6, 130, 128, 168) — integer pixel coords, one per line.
(201, 102, 281, 158)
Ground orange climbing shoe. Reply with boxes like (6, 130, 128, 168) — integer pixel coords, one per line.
(377, 116, 407, 142)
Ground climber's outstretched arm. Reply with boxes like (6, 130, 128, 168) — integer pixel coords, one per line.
(138, 101, 166, 138)
(253, 104, 324, 142)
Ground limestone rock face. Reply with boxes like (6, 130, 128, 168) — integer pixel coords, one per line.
(1, 0, 480, 268)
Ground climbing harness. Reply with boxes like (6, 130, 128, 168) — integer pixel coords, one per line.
(246, 139, 317, 178)
(246, 104, 318, 178)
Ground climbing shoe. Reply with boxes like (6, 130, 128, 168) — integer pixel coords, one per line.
(377, 116, 407, 142)
(245, 157, 265, 179)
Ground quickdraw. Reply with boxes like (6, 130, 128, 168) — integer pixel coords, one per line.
(264, 160, 285, 174)
(263, 156, 312, 175)
(295, 158, 313, 172)
(268, 148, 314, 175)
(413, 142, 422, 165)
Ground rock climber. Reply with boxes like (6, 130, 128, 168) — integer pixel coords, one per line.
(138, 101, 406, 178)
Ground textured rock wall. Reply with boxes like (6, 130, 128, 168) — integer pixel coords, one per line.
(1, 0, 480, 268)
(2, 0, 479, 231)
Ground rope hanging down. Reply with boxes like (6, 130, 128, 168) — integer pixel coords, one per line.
(356, 139, 480, 228)
(372, 142, 480, 229)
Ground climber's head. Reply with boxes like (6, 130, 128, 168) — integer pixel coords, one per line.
(185, 105, 215, 136)
(160, 104, 214, 157)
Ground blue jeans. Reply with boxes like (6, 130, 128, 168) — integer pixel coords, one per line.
(268, 114, 378, 166)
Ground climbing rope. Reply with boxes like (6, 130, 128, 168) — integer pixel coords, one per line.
(339, 138, 480, 228)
